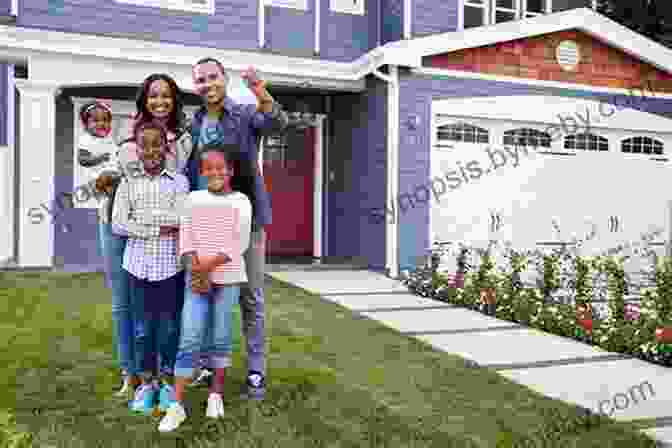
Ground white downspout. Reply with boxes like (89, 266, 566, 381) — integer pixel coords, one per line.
(258, 0, 265, 48)
(371, 65, 399, 278)
(403, 0, 411, 38)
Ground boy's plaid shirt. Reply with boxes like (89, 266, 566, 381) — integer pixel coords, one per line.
(111, 168, 190, 281)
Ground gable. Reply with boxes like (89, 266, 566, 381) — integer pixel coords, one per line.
(423, 30, 672, 94)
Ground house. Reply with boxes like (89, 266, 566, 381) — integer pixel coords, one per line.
(0, 0, 671, 278)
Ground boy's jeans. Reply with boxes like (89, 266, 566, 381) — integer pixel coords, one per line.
(129, 272, 182, 376)
(175, 271, 239, 378)
(99, 222, 142, 375)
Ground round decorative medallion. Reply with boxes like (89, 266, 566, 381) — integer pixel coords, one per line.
(555, 40, 581, 71)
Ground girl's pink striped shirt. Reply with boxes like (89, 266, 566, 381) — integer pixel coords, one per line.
(179, 190, 252, 285)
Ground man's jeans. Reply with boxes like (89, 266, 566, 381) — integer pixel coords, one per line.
(99, 222, 142, 375)
(175, 273, 239, 378)
(196, 228, 266, 375)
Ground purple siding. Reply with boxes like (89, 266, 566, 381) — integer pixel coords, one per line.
(396, 72, 672, 271)
(19, 0, 372, 63)
(327, 77, 387, 270)
(0, 64, 7, 146)
(321, 0, 372, 61)
(412, 0, 458, 37)
(265, 1, 314, 56)
(0, 0, 10, 16)
(380, 0, 403, 44)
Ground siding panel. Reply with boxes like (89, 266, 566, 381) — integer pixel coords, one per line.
(396, 72, 672, 271)
(327, 77, 386, 269)
(20, 0, 371, 62)
(412, 0, 458, 37)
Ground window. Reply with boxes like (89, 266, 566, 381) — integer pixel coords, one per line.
(523, 0, 548, 16)
(437, 122, 490, 144)
(463, 0, 555, 29)
(503, 128, 551, 148)
(564, 133, 609, 151)
(492, 0, 517, 24)
(114, 0, 214, 14)
(464, 0, 488, 29)
(621, 136, 664, 155)
(552, 0, 591, 12)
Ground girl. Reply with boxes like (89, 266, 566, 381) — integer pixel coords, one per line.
(158, 146, 251, 432)
(114, 74, 194, 399)
(77, 100, 118, 264)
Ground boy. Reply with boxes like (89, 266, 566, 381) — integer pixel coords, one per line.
(159, 146, 251, 432)
(112, 119, 189, 414)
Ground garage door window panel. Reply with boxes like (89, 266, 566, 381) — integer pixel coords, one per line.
(621, 136, 664, 155)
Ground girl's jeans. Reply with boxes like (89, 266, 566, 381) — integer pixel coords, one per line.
(128, 272, 182, 377)
(99, 222, 143, 375)
(174, 270, 239, 378)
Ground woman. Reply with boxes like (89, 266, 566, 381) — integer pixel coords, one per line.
(102, 73, 193, 399)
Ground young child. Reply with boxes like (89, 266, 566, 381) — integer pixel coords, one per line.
(78, 101, 120, 186)
(111, 119, 190, 415)
(158, 145, 251, 432)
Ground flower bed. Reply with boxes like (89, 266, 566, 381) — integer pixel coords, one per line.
(402, 229, 672, 367)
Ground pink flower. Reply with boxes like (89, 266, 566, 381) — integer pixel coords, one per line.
(624, 304, 641, 321)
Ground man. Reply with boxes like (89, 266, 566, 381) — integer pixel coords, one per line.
(185, 58, 288, 400)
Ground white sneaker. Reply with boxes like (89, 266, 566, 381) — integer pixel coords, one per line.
(115, 376, 131, 397)
(205, 393, 225, 419)
(158, 402, 187, 432)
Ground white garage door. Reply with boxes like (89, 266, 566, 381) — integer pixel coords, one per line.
(430, 95, 672, 255)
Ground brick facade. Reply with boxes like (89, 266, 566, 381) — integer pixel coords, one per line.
(424, 30, 672, 94)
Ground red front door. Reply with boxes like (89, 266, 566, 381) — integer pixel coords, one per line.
(262, 126, 315, 256)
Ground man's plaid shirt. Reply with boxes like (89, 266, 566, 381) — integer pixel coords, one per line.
(111, 167, 189, 281)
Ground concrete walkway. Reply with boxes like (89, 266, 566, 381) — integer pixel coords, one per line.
(268, 269, 672, 447)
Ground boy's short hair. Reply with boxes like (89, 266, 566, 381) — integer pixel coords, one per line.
(133, 119, 169, 148)
(79, 101, 112, 127)
(199, 143, 239, 164)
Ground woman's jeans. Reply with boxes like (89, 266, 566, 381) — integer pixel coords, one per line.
(129, 272, 183, 377)
(174, 270, 239, 378)
(99, 222, 142, 375)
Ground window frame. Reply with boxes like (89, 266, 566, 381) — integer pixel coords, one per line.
(503, 127, 552, 149)
(563, 133, 609, 151)
(462, 0, 553, 29)
(436, 122, 490, 148)
(621, 136, 664, 156)
(464, 0, 489, 29)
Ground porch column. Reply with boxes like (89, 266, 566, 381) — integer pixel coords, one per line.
(14, 79, 60, 268)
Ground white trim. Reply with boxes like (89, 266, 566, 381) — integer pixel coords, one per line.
(11, 0, 17, 15)
(412, 66, 672, 100)
(258, 0, 265, 48)
(313, 115, 324, 258)
(374, 66, 400, 278)
(315, 0, 320, 54)
(403, 0, 411, 38)
(15, 79, 60, 268)
(457, 0, 464, 31)
(3, 65, 15, 264)
(114, 0, 215, 15)
(385, 7, 672, 77)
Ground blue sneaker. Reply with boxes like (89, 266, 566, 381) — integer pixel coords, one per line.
(158, 383, 177, 413)
(129, 383, 158, 415)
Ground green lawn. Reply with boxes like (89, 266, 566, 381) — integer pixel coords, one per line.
(0, 271, 659, 447)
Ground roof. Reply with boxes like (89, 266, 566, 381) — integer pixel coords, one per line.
(383, 7, 672, 76)
(0, 7, 671, 91)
